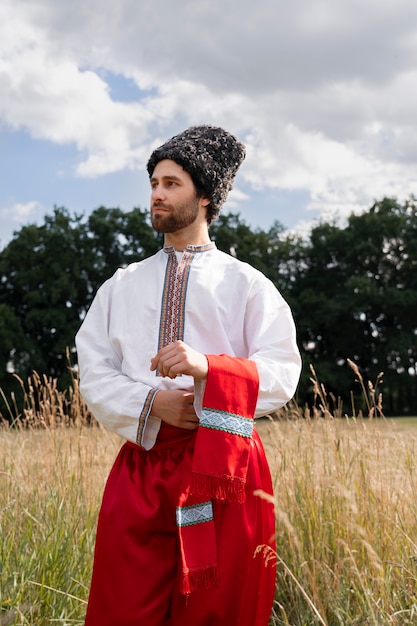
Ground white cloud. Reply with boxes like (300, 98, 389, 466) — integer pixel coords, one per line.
(223, 187, 250, 211)
(0, 16, 154, 176)
(1, 201, 41, 224)
(1, 0, 417, 228)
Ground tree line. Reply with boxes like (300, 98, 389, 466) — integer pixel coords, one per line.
(1, 197, 416, 417)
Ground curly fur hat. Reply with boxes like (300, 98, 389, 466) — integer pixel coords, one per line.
(146, 125, 246, 223)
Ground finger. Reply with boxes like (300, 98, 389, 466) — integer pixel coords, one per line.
(151, 354, 178, 376)
(181, 403, 196, 415)
(160, 364, 178, 379)
(150, 343, 177, 371)
(162, 356, 186, 378)
(150, 351, 168, 371)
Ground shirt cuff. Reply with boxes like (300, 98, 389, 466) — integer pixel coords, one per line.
(136, 388, 161, 450)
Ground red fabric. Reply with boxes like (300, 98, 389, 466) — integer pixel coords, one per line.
(191, 354, 259, 502)
(85, 355, 274, 625)
(84, 423, 275, 626)
(84, 425, 193, 626)
(177, 354, 260, 594)
(175, 443, 218, 595)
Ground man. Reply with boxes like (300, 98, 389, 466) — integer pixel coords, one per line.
(76, 125, 301, 626)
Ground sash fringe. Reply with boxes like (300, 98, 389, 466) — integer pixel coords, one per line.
(177, 355, 259, 595)
(191, 472, 246, 503)
(180, 565, 219, 595)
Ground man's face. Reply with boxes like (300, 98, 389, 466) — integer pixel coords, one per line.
(150, 159, 207, 233)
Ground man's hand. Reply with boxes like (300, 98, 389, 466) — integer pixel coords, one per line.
(150, 340, 208, 380)
(150, 389, 199, 430)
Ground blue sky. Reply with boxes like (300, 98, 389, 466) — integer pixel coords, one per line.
(1, 0, 417, 249)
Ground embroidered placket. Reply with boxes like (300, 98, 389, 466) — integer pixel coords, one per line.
(158, 249, 195, 352)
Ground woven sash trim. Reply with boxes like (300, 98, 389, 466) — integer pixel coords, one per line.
(200, 408, 254, 438)
(176, 501, 213, 527)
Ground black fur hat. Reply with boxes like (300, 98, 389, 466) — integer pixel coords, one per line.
(146, 125, 246, 222)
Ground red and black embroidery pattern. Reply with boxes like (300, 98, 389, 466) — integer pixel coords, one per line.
(157, 244, 215, 356)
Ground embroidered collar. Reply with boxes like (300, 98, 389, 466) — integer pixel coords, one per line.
(163, 242, 216, 254)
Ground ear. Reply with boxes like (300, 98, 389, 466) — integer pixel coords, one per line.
(200, 196, 210, 207)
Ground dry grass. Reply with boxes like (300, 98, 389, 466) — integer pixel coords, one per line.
(0, 421, 122, 625)
(1, 364, 417, 624)
(260, 416, 417, 625)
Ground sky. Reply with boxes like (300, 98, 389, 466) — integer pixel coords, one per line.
(1, 0, 417, 249)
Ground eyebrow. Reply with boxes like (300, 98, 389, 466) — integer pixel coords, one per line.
(150, 174, 183, 184)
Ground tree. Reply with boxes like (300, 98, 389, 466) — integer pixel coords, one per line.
(0, 206, 160, 384)
(0, 304, 29, 373)
(293, 197, 417, 414)
(84, 206, 162, 292)
(1, 199, 416, 417)
(210, 213, 302, 299)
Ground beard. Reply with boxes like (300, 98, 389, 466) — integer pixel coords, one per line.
(151, 194, 201, 233)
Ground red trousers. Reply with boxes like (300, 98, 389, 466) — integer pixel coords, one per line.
(84, 423, 276, 626)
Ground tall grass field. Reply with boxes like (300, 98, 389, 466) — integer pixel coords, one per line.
(1, 368, 417, 625)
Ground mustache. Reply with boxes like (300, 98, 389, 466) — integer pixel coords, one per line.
(152, 202, 171, 210)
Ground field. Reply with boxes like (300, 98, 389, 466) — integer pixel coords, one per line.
(1, 374, 417, 624)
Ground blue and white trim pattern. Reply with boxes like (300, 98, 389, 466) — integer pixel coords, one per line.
(176, 501, 213, 527)
(200, 408, 254, 438)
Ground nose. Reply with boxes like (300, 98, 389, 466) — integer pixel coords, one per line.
(151, 183, 166, 203)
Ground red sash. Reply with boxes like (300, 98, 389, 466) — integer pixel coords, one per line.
(176, 354, 259, 594)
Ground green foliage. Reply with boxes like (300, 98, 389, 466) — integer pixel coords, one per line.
(84, 205, 162, 288)
(1, 197, 417, 415)
(293, 197, 417, 414)
(210, 213, 303, 297)
(0, 305, 28, 373)
(0, 206, 160, 384)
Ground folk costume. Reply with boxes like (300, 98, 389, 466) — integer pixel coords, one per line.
(76, 126, 301, 626)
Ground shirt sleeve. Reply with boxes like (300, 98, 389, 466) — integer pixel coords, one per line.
(244, 275, 301, 417)
(75, 277, 161, 450)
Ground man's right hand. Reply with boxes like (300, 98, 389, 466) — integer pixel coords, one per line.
(150, 389, 199, 430)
